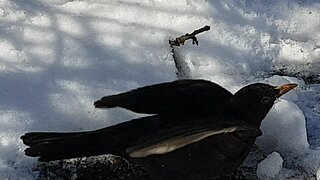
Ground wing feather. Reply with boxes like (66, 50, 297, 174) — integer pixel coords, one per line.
(126, 121, 261, 158)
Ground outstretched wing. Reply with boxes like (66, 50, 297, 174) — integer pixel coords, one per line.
(126, 120, 262, 158)
(94, 79, 232, 116)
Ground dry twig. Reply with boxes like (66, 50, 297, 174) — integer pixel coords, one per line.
(169, 25, 211, 79)
(169, 25, 210, 46)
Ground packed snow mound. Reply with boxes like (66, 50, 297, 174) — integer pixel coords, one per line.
(256, 75, 320, 178)
(258, 98, 309, 153)
(257, 152, 283, 180)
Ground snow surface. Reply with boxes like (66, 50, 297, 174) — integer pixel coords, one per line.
(0, 0, 319, 179)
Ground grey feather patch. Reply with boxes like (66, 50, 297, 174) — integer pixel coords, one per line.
(127, 126, 238, 158)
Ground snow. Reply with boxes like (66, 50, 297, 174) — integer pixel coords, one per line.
(0, 0, 319, 179)
(257, 152, 283, 180)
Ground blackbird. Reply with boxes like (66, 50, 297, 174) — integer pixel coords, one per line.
(94, 79, 233, 116)
(21, 81, 297, 179)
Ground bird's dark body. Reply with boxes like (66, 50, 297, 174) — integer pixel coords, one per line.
(21, 79, 297, 179)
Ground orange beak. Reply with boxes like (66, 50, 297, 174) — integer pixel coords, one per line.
(275, 83, 298, 97)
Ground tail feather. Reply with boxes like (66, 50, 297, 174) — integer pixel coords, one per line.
(94, 95, 121, 108)
(21, 132, 88, 146)
(21, 129, 122, 162)
(21, 116, 163, 162)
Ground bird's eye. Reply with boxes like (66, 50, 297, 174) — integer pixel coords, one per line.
(261, 96, 271, 104)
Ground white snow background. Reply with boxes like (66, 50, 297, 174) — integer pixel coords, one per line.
(0, 0, 319, 179)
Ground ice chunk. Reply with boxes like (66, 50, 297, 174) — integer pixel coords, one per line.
(257, 152, 283, 180)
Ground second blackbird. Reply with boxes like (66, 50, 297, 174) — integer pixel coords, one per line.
(94, 79, 233, 116)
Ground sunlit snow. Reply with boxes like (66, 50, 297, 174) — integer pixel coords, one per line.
(0, 0, 319, 179)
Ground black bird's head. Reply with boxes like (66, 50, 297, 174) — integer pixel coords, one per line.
(226, 83, 298, 127)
